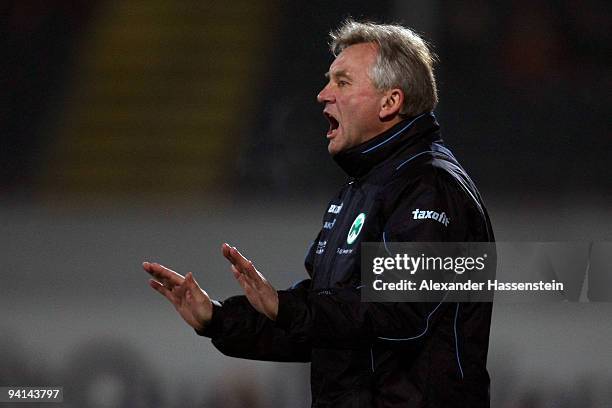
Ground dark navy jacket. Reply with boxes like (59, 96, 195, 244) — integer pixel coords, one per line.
(200, 112, 494, 407)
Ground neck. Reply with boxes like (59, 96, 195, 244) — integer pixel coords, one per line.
(362, 116, 403, 145)
(332, 112, 439, 178)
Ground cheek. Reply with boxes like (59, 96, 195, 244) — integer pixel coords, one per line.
(337, 91, 381, 133)
(347, 102, 379, 130)
(350, 94, 380, 116)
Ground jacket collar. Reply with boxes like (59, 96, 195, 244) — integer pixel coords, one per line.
(332, 111, 440, 178)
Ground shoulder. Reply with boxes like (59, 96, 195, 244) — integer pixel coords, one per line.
(376, 152, 491, 241)
(380, 152, 471, 212)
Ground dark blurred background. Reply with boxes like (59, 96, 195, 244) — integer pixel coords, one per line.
(1, 1, 611, 407)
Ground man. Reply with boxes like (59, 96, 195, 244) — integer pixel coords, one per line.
(144, 20, 494, 407)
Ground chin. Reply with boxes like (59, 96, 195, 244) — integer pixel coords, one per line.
(327, 134, 348, 155)
(328, 142, 342, 156)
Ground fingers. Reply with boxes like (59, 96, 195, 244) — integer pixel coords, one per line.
(149, 279, 178, 305)
(228, 262, 252, 293)
(230, 264, 241, 280)
(231, 247, 251, 270)
(221, 243, 232, 260)
(185, 287, 194, 305)
(186, 271, 201, 289)
(173, 277, 189, 299)
(222, 243, 244, 273)
(184, 272, 208, 303)
(221, 243, 260, 282)
(231, 265, 251, 291)
(222, 242, 242, 264)
(229, 260, 261, 296)
(143, 262, 185, 289)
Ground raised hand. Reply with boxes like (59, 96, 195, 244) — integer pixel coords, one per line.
(221, 243, 279, 321)
(143, 262, 212, 331)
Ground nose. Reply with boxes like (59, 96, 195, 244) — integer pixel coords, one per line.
(317, 82, 334, 104)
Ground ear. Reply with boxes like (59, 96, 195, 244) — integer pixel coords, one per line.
(379, 88, 404, 120)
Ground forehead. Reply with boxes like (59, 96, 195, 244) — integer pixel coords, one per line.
(328, 42, 378, 77)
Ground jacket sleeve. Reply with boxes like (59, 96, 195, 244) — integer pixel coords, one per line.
(275, 173, 467, 349)
(196, 278, 312, 362)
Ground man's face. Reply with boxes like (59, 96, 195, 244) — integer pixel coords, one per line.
(317, 43, 387, 155)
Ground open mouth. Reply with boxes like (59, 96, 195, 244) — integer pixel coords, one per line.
(324, 111, 340, 137)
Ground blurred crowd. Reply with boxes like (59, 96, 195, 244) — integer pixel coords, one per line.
(1, 1, 610, 197)
(1, 332, 611, 407)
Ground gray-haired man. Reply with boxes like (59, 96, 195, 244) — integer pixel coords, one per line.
(145, 20, 494, 407)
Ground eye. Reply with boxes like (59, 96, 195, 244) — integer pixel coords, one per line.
(337, 80, 349, 87)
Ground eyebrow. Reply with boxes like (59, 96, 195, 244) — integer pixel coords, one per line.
(324, 69, 351, 80)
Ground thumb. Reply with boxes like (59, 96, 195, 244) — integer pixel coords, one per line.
(186, 272, 199, 288)
(186, 272, 208, 301)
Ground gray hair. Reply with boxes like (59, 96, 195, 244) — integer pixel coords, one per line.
(329, 19, 438, 117)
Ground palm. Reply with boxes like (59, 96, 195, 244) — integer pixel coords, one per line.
(172, 282, 212, 330)
(143, 262, 212, 331)
(222, 243, 279, 321)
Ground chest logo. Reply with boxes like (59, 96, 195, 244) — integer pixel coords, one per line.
(347, 213, 366, 245)
(411, 208, 450, 227)
(328, 203, 343, 214)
